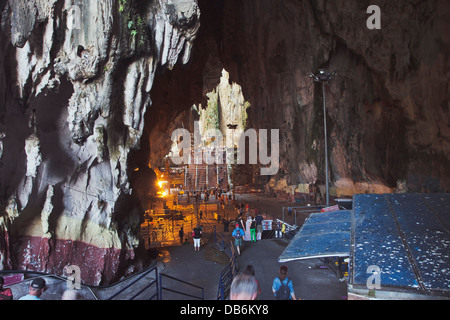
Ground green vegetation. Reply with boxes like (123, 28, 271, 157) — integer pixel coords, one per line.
(119, 0, 126, 13)
(119, 0, 148, 51)
(241, 101, 250, 128)
(205, 90, 220, 130)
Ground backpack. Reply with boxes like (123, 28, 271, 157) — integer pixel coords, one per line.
(234, 229, 242, 239)
(276, 277, 291, 300)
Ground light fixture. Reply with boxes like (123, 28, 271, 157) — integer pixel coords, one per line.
(309, 69, 336, 207)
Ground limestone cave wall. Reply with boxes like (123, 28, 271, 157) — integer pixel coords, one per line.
(146, 0, 449, 195)
(214, 0, 449, 195)
(0, 0, 200, 284)
(0, 0, 448, 285)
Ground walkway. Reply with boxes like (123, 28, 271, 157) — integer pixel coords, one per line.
(158, 226, 347, 300)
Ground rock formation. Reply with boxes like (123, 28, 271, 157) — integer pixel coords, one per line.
(215, 0, 449, 197)
(0, 0, 200, 285)
(145, 0, 449, 197)
(0, 0, 448, 285)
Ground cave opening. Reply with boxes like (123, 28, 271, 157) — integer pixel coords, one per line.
(127, 1, 233, 200)
(124, 0, 263, 249)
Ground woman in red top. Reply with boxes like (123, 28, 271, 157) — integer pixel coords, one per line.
(0, 277, 13, 300)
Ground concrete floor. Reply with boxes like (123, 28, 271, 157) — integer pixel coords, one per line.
(158, 229, 348, 300)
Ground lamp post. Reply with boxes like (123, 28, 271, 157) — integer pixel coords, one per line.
(227, 124, 238, 201)
(309, 69, 336, 207)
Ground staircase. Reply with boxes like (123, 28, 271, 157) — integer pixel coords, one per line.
(184, 148, 229, 191)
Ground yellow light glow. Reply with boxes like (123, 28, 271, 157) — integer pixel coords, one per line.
(162, 191, 167, 197)
(158, 181, 163, 188)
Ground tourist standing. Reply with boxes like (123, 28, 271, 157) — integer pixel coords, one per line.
(18, 278, 46, 300)
(232, 223, 244, 255)
(242, 265, 261, 298)
(193, 224, 202, 251)
(272, 266, 296, 300)
(237, 215, 245, 232)
(230, 273, 259, 300)
(0, 276, 13, 300)
(255, 212, 264, 240)
(274, 220, 281, 238)
(249, 217, 256, 242)
(179, 227, 184, 244)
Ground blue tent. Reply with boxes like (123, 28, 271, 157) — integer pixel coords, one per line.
(278, 193, 450, 299)
(350, 193, 450, 297)
(278, 210, 351, 262)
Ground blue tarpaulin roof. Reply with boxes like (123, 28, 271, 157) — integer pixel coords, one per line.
(350, 193, 450, 295)
(278, 210, 351, 262)
(278, 193, 450, 296)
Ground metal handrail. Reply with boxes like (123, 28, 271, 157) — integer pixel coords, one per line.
(106, 266, 159, 300)
(217, 240, 237, 300)
(159, 273, 204, 300)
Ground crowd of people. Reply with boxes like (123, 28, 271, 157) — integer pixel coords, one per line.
(225, 200, 297, 300)
(228, 200, 288, 255)
(185, 186, 231, 205)
(0, 187, 294, 301)
(183, 189, 290, 253)
(230, 264, 297, 300)
(0, 276, 81, 300)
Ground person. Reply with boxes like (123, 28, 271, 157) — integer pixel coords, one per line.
(242, 265, 261, 298)
(19, 278, 46, 300)
(61, 289, 81, 300)
(223, 218, 230, 233)
(193, 224, 202, 251)
(237, 215, 245, 232)
(249, 217, 256, 242)
(272, 266, 296, 300)
(245, 216, 252, 241)
(0, 276, 13, 300)
(230, 273, 259, 300)
(255, 212, 264, 240)
(232, 223, 244, 255)
(179, 227, 184, 244)
(281, 223, 286, 238)
(274, 220, 281, 238)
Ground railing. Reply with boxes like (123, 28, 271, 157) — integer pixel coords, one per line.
(140, 208, 200, 248)
(217, 240, 238, 300)
(106, 266, 205, 300)
(106, 266, 159, 300)
(282, 205, 325, 226)
(159, 273, 204, 300)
